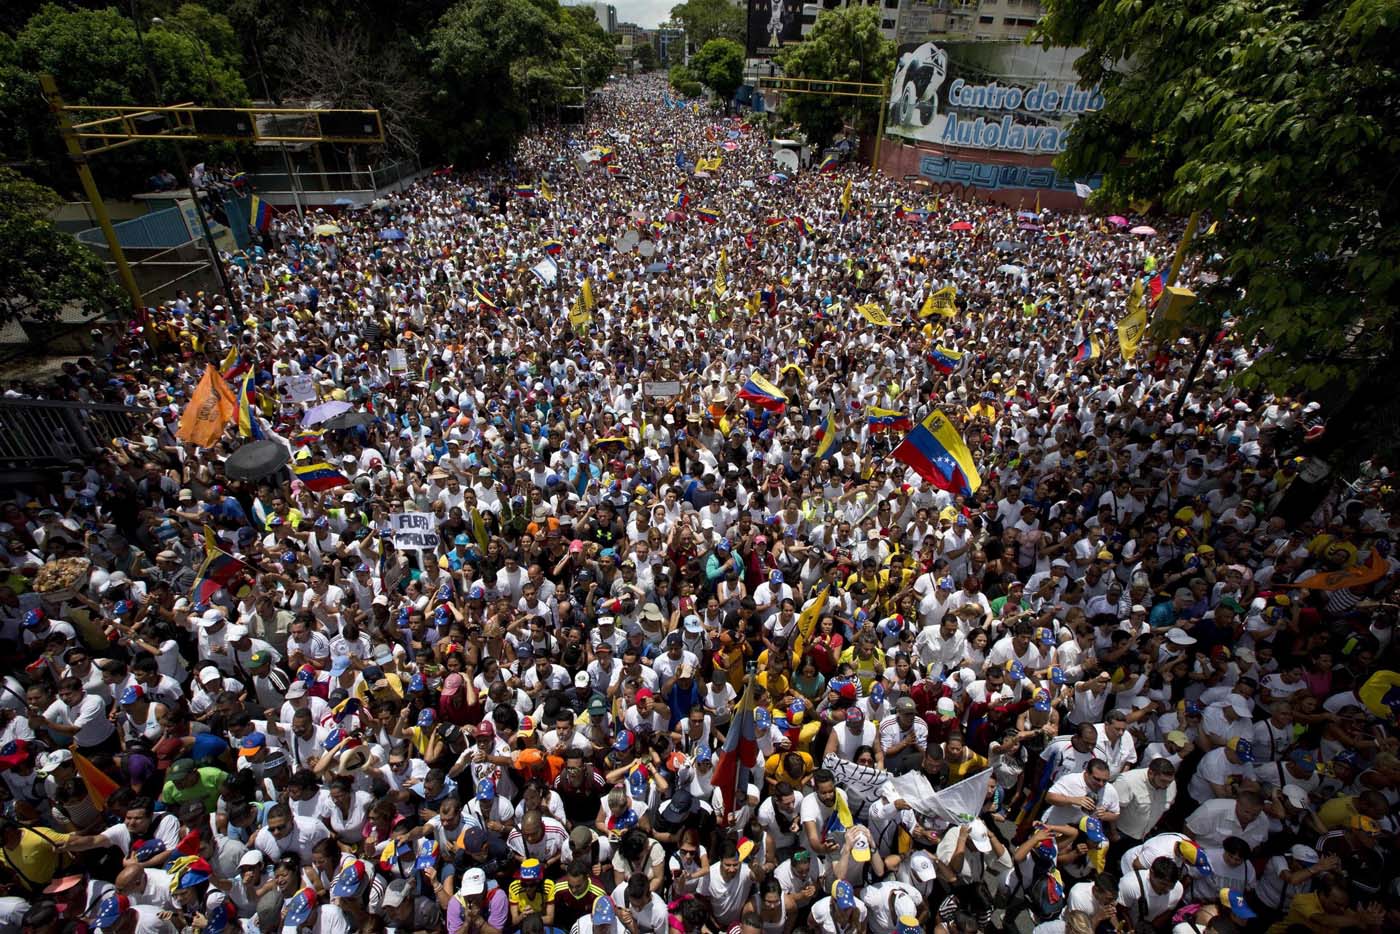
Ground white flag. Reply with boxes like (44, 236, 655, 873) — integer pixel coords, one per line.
(1074, 182, 1093, 199)
(530, 255, 558, 288)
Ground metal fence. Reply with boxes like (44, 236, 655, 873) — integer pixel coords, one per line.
(0, 399, 149, 469)
(245, 158, 421, 195)
(74, 206, 193, 250)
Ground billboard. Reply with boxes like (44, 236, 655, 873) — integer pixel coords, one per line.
(886, 41, 1103, 155)
(747, 0, 805, 57)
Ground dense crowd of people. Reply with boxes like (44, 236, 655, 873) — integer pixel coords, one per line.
(0, 75, 1397, 934)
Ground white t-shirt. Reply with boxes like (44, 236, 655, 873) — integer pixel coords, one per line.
(1040, 772, 1121, 827)
(1117, 871, 1183, 927)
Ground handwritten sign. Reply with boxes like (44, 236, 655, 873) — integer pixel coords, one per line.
(275, 374, 318, 405)
(643, 380, 682, 399)
(390, 512, 439, 551)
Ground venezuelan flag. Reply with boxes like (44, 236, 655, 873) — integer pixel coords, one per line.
(814, 412, 839, 460)
(542, 239, 563, 256)
(1074, 335, 1101, 362)
(673, 191, 690, 210)
(473, 284, 500, 310)
(791, 216, 811, 237)
(219, 347, 249, 382)
(867, 407, 912, 433)
(514, 185, 536, 198)
(818, 152, 840, 173)
(291, 429, 323, 447)
(711, 676, 759, 814)
(236, 371, 263, 439)
(293, 461, 350, 492)
(192, 526, 252, 602)
(249, 195, 273, 232)
(695, 206, 720, 224)
(1145, 267, 1170, 302)
(764, 216, 787, 229)
(736, 373, 787, 413)
(929, 346, 962, 374)
(892, 410, 982, 497)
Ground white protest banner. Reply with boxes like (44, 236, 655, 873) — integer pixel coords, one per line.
(883, 766, 994, 825)
(390, 512, 439, 551)
(643, 380, 682, 399)
(822, 755, 888, 807)
(275, 374, 318, 405)
(387, 349, 408, 374)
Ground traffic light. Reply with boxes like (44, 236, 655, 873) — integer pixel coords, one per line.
(192, 109, 255, 139)
(316, 111, 382, 142)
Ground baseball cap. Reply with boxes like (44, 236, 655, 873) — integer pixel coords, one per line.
(381, 879, 412, 908)
(831, 881, 856, 909)
(1079, 816, 1106, 845)
(458, 868, 487, 897)
(967, 820, 993, 852)
(1288, 844, 1318, 864)
(895, 697, 917, 714)
(1226, 736, 1254, 763)
(908, 850, 938, 882)
(851, 834, 871, 863)
(238, 732, 267, 757)
(1348, 814, 1380, 835)
(330, 861, 366, 898)
(167, 758, 195, 780)
(1220, 889, 1256, 920)
(283, 888, 317, 926)
(94, 895, 131, 929)
(476, 778, 497, 801)
(592, 896, 617, 924)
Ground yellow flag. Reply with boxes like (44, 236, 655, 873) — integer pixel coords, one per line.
(745, 292, 759, 314)
(855, 303, 893, 327)
(539, 180, 554, 202)
(581, 278, 597, 312)
(920, 285, 958, 319)
(791, 584, 830, 660)
(840, 179, 852, 219)
(1118, 278, 1148, 360)
(714, 249, 728, 298)
(568, 294, 592, 333)
(176, 365, 238, 448)
(470, 508, 490, 551)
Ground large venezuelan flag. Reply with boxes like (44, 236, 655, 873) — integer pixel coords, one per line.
(736, 373, 787, 413)
(892, 409, 982, 497)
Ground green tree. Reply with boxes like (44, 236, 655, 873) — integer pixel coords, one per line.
(0, 168, 121, 325)
(1036, 0, 1400, 468)
(668, 0, 743, 49)
(635, 41, 658, 73)
(691, 37, 744, 103)
(7, 4, 249, 196)
(775, 5, 894, 147)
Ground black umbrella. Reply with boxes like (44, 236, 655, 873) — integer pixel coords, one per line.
(321, 411, 376, 430)
(223, 440, 290, 481)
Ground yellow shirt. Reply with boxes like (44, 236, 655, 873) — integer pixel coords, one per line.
(1315, 795, 1359, 831)
(1, 828, 70, 891)
(1266, 893, 1327, 934)
(946, 750, 989, 783)
(507, 879, 556, 915)
(839, 646, 885, 691)
(763, 751, 813, 786)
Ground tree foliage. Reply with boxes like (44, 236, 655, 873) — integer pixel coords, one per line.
(668, 0, 744, 49)
(691, 38, 744, 103)
(775, 6, 894, 147)
(634, 41, 658, 73)
(0, 168, 121, 324)
(2, 4, 250, 196)
(1037, 0, 1400, 465)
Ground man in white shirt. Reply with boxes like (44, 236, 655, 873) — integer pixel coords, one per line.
(1041, 758, 1121, 827)
(1112, 759, 1178, 849)
(1093, 709, 1139, 778)
(37, 677, 116, 753)
(251, 803, 331, 863)
(1183, 791, 1270, 849)
(697, 841, 755, 926)
(1118, 857, 1184, 930)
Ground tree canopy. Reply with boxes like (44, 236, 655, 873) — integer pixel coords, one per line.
(775, 6, 894, 147)
(0, 168, 121, 325)
(1037, 0, 1400, 466)
(691, 38, 744, 104)
(668, 0, 744, 49)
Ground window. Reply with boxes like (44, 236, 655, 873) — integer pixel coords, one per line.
(979, 14, 993, 22)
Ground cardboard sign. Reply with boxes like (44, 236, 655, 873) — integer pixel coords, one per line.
(390, 512, 439, 551)
(275, 374, 318, 405)
(387, 349, 408, 374)
(643, 380, 682, 398)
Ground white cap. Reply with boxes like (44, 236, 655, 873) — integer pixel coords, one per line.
(1281, 784, 1309, 809)
(967, 820, 992, 853)
(1165, 629, 1196, 646)
(198, 665, 222, 683)
(285, 682, 308, 699)
(1288, 843, 1318, 863)
(226, 624, 249, 641)
(1229, 695, 1251, 718)
(239, 851, 264, 868)
(381, 879, 411, 908)
(574, 671, 590, 688)
(908, 850, 939, 882)
(458, 868, 486, 897)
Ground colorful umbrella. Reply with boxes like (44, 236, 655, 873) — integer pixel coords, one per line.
(949, 221, 974, 231)
(378, 228, 405, 241)
(722, 141, 739, 151)
(1107, 216, 1129, 227)
(313, 224, 341, 236)
(1130, 225, 1158, 236)
(302, 400, 351, 427)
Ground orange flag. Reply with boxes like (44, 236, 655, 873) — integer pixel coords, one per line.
(1282, 549, 1389, 592)
(73, 751, 120, 811)
(176, 365, 237, 447)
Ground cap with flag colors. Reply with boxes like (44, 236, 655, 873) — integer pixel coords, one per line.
(736, 373, 787, 412)
(892, 410, 982, 497)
